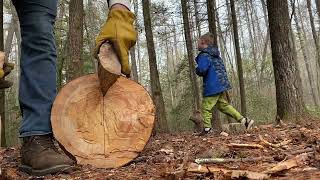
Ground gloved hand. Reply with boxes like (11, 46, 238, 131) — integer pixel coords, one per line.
(95, 9, 137, 77)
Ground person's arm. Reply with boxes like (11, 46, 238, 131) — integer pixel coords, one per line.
(195, 54, 211, 76)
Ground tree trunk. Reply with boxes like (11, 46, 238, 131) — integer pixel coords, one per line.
(0, 0, 5, 147)
(315, 0, 320, 19)
(259, 0, 271, 82)
(67, 0, 84, 82)
(4, 10, 15, 57)
(193, 0, 201, 37)
(130, 1, 139, 82)
(306, 0, 320, 96)
(142, 0, 168, 133)
(181, 0, 202, 130)
(230, 0, 247, 116)
(291, 0, 319, 106)
(267, 0, 305, 121)
(207, 0, 218, 46)
(172, 19, 178, 72)
(136, 36, 142, 83)
(165, 30, 175, 108)
(130, 47, 138, 82)
(244, 0, 260, 89)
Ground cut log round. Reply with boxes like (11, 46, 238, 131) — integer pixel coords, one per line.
(51, 74, 155, 168)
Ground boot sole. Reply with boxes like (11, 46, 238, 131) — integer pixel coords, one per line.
(19, 164, 74, 176)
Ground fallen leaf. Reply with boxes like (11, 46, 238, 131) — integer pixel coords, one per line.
(231, 170, 270, 180)
(220, 132, 229, 137)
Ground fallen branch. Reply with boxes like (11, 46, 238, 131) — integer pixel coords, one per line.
(195, 157, 273, 164)
(227, 143, 264, 149)
(188, 163, 270, 180)
(259, 135, 291, 148)
(287, 148, 315, 156)
(263, 153, 309, 174)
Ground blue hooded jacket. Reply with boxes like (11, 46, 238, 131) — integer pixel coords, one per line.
(195, 46, 231, 97)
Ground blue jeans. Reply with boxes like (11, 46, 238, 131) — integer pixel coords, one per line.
(13, 0, 58, 137)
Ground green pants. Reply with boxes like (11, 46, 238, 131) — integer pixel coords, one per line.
(202, 93, 243, 128)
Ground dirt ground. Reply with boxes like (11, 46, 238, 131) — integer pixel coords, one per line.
(1, 118, 320, 180)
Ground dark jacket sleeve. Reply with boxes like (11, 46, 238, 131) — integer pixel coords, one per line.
(195, 54, 211, 76)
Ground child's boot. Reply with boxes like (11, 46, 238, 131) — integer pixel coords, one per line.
(241, 118, 254, 130)
(198, 127, 212, 136)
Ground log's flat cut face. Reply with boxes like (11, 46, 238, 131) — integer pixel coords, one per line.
(51, 74, 155, 168)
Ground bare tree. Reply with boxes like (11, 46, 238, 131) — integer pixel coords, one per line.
(67, 0, 84, 82)
(267, 0, 305, 121)
(207, 0, 218, 46)
(181, 0, 203, 130)
(291, 0, 319, 106)
(230, 0, 247, 116)
(142, 0, 168, 133)
(193, 0, 201, 37)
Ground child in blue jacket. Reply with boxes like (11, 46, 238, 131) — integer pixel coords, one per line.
(195, 33, 254, 135)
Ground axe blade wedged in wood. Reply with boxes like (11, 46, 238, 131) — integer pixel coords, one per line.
(97, 42, 122, 96)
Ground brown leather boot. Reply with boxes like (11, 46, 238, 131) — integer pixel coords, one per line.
(20, 135, 75, 176)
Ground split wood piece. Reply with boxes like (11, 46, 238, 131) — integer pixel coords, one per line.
(187, 163, 270, 180)
(263, 153, 309, 174)
(227, 143, 264, 149)
(195, 156, 273, 164)
(97, 43, 122, 96)
(51, 74, 155, 168)
(259, 135, 291, 148)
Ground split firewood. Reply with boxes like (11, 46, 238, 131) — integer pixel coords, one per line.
(97, 43, 122, 96)
(263, 153, 309, 174)
(227, 143, 264, 149)
(195, 156, 273, 164)
(188, 163, 270, 180)
(259, 135, 292, 148)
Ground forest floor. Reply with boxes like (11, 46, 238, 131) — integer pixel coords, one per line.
(1, 118, 320, 180)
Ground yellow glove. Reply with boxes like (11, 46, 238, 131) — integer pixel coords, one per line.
(95, 9, 137, 76)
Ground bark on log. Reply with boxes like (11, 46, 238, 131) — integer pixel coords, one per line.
(51, 74, 155, 168)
